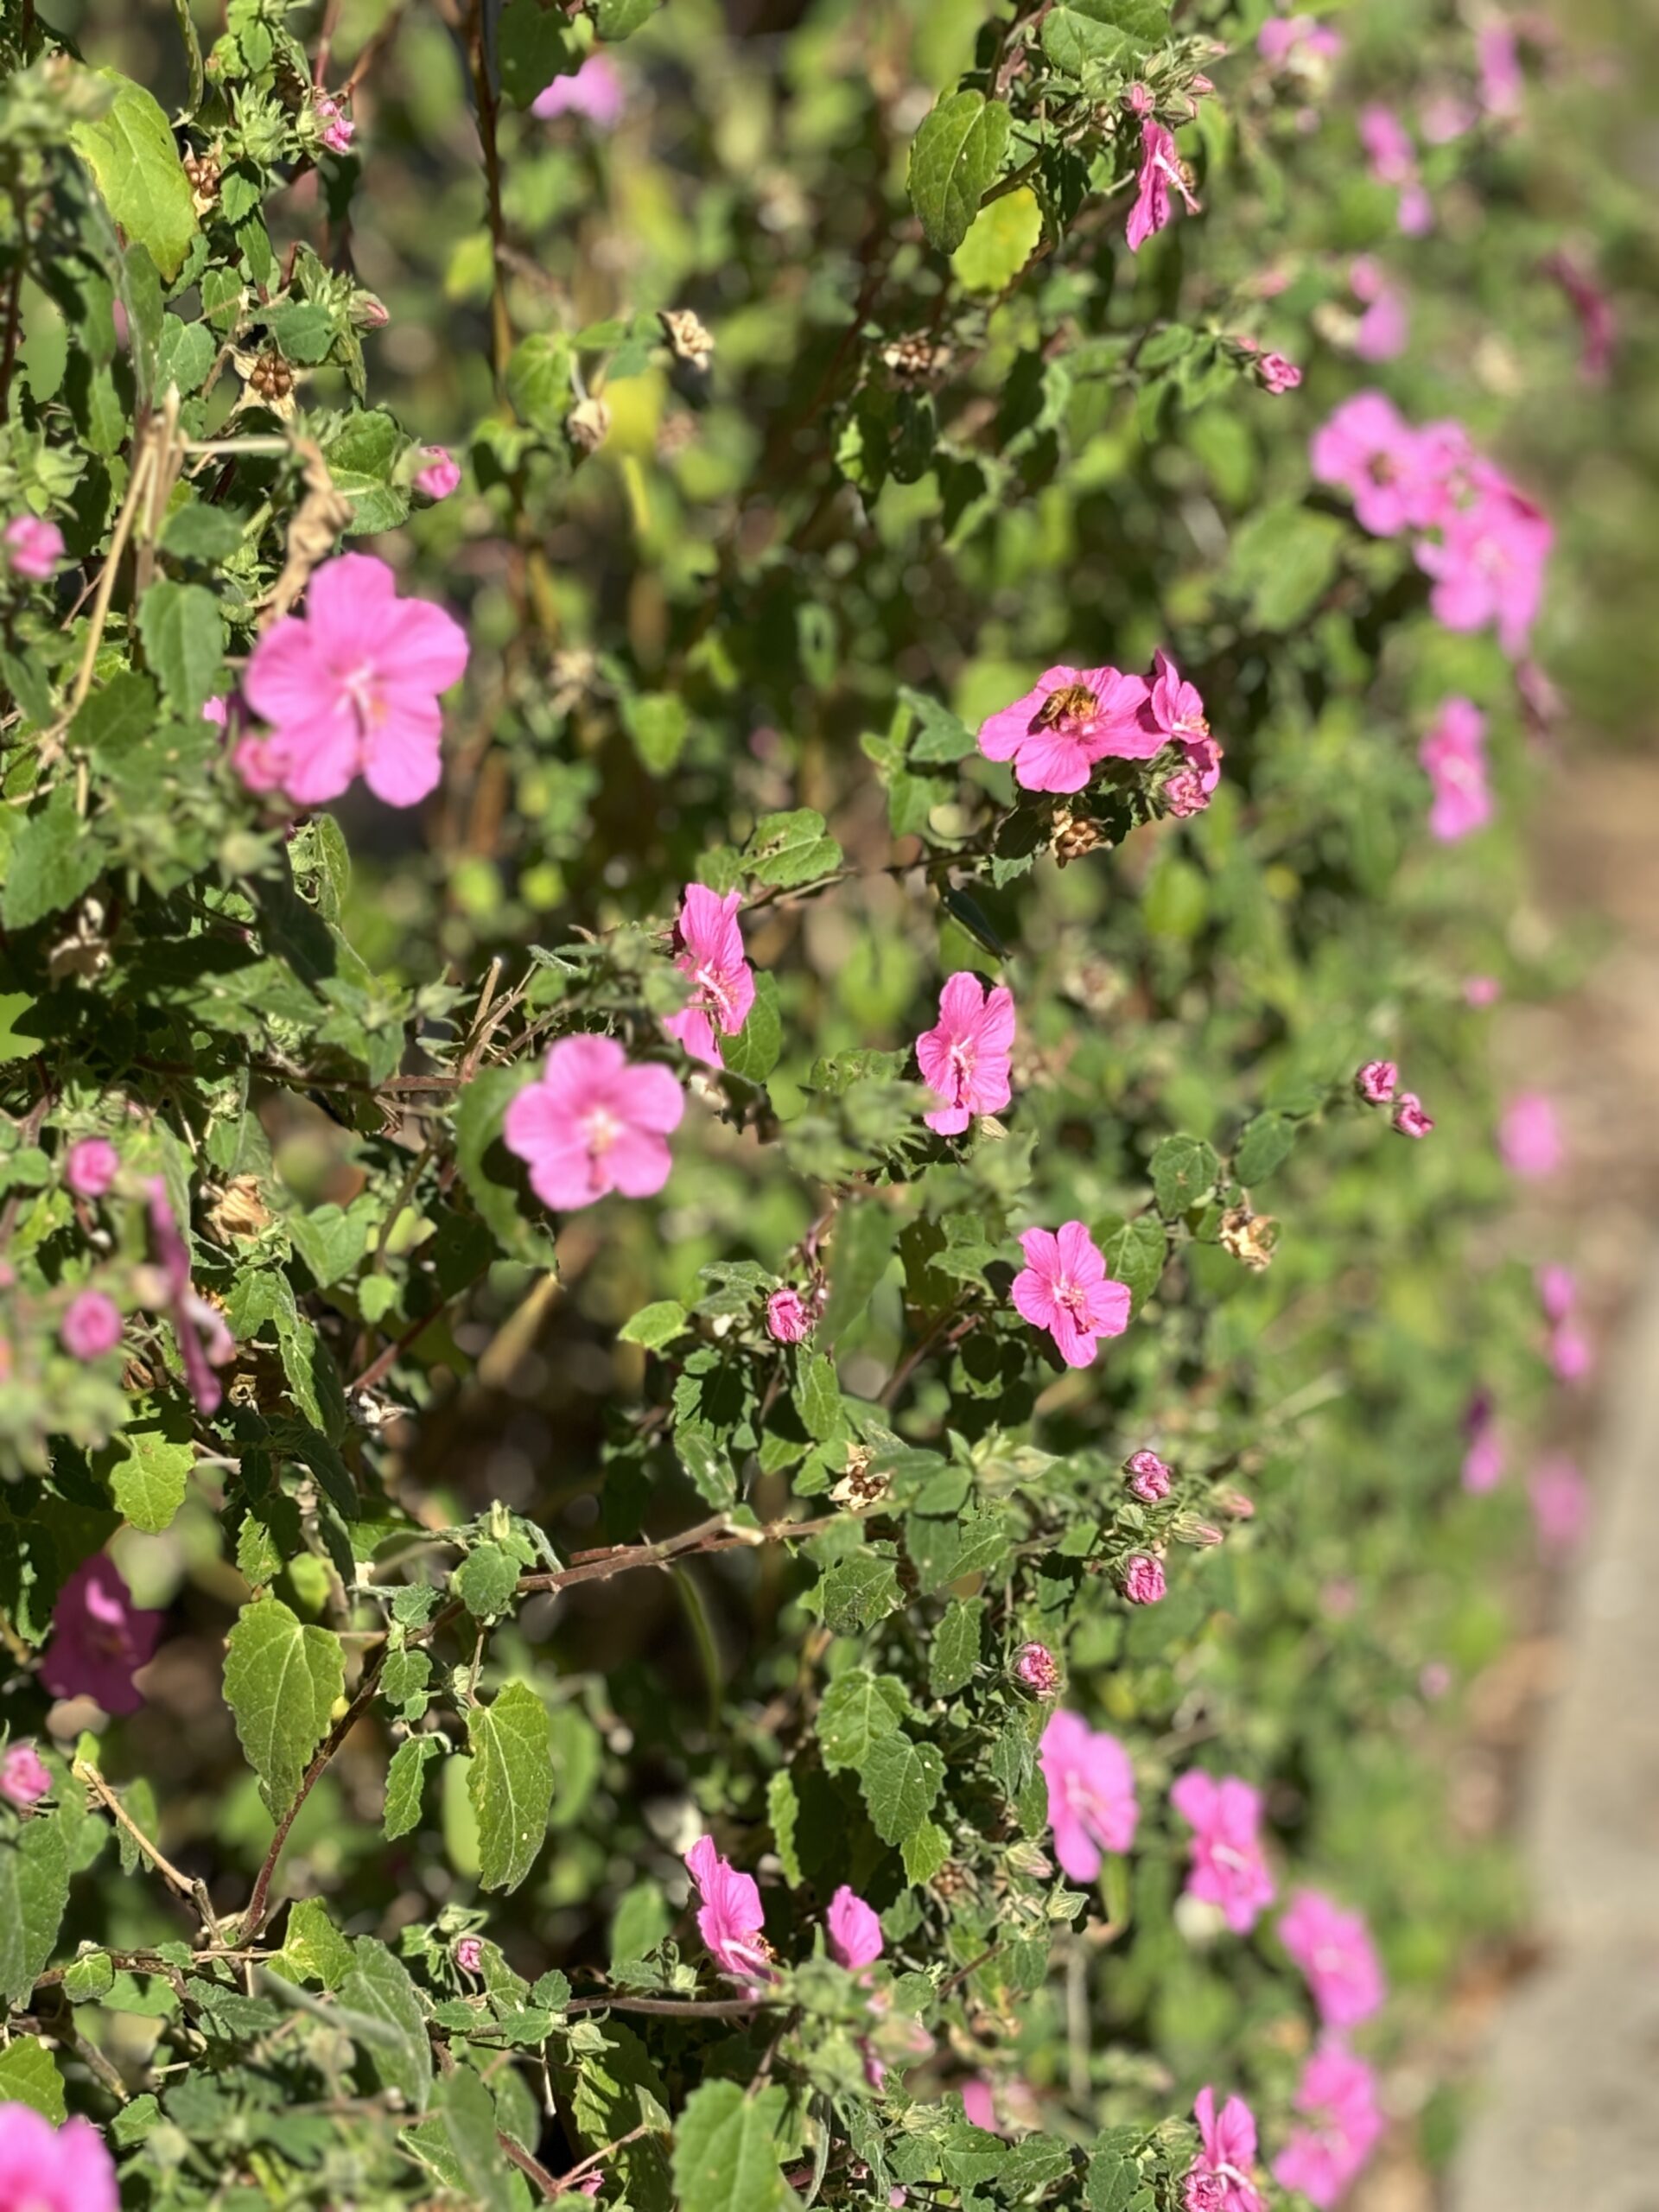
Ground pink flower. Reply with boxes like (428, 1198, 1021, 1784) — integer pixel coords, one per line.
(1549, 1317, 1592, 1384)
(1122, 1554, 1166, 1605)
(414, 445, 461, 500)
(1498, 1091, 1561, 1179)
(1529, 1456, 1587, 1556)
(239, 553, 468, 808)
(504, 1036, 683, 1211)
(3, 515, 65, 581)
(1396, 181, 1434, 236)
(1011, 1222, 1132, 1369)
(663, 886, 756, 1069)
(1537, 1264, 1575, 1322)
(1126, 1449, 1173, 1502)
(1014, 1641, 1060, 1695)
(0, 1741, 50, 1807)
(1464, 975, 1501, 1007)
(1256, 351, 1302, 395)
(1039, 1708, 1138, 1881)
(1127, 119, 1200, 253)
(532, 54, 626, 126)
(147, 1178, 234, 1414)
(40, 1554, 164, 1716)
(1169, 1771, 1275, 1934)
(1358, 103, 1415, 185)
(1478, 22, 1524, 115)
(684, 1834, 772, 1983)
(314, 91, 353, 153)
(1391, 1094, 1433, 1140)
(1354, 1060, 1398, 1105)
(1278, 1888, 1387, 2028)
(961, 2079, 1004, 2135)
(1148, 650, 1210, 748)
(827, 1885, 884, 1969)
(1420, 92, 1478, 143)
(1350, 257, 1408, 361)
(1310, 394, 1459, 538)
(61, 1289, 122, 1362)
(1420, 696, 1491, 842)
(1257, 16, 1344, 67)
(1414, 469, 1552, 658)
(1271, 2043, 1386, 2209)
(454, 1936, 484, 1974)
(64, 1136, 118, 1198)
(766, 1287, 812, 1344)
(977, 664, 1159, 794)
(1542, 252, 1616, 385)
(0, 2103, 119, 2212)
(1185, 2087, 1265, 2212)
(1461, 1391, 1504, 1494)
(916, 973, 1016, 1135)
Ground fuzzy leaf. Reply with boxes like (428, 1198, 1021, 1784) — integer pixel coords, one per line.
(467, 1681, 554, 1893)
(340, 1938, 432, 2112)
(908, 92, 1012, 255)
(383, 1737, 442, 1843)
(71, 72, 198, 281)
(672, 2079, 789, 2212)
(222, 1598, 346, 1818)
(0, 2037, 64, 2122)
(0, 1814, 69, 2005)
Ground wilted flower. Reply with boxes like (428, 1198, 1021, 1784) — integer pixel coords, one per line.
(1014, 1641, 1060, 1696)
(916, 973, 1015, 1135)
(660, 308, 715, 372)
(40, 1554, 164, 1716)
(766, 1287, 812, 1344)
(504, 1036, 683, 1211)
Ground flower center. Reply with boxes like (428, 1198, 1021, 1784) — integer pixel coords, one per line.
(946, 1039, 977, 1094)
(340, 661, 386, 733)
(694, 959, 738, 1024)
(582, 1104, 623, 1158)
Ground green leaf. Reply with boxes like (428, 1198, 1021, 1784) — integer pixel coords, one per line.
(902, 1820, 950, 1887)
(162, 502, 246, 563)
(62, 1950, 115, 2003)
(340, 1937, 432, 2113)
(619, 1300, 690, 1350)
(266, 302, 334, 365)
(719, 970, 782, 1084)
(322, 410, 412, 536)
(818, 1552, 901, 1636)
(622, 692, 690, 776)
(499, 0, 582, 105)
(1229, 503, 1346, 632)
(596, 0, 662, 36)
(950, 188, 1043, 294)
(2, 785, 103, 931)
(672, 2079, 789, 2212)
(822, 1201, 898, 1342)
(793, 1350, 842, 1442)
(930, 1598, 984, 1696)
(71, 72, 198, 281)
(1150, 1134, 1220, 1217)
(766, 1769, 802, 1886)
(1042, 0, 1170, 75)
(907, 91, 1012, 256)
(746, 809, 842, 889)
(1098, 1216, 1166, 1313)
(816, 1668, 910, 1771)
(1087, 2141, 1143, 2212)
(439, 2062, 519, 2212)
(222, 1597, 346, 1818)
(272, 1897, 353, 1989)
(104, 1421, 193, 1534)
(382, 1737, 442, 1842)
(467, 1680, 554, 1893)
(0, 1813, 69, 2005)
(505, 333, 575, 435)
(453, 1541, 519, 1622)
(1233, 1111, 1298, 1185)
(137, 579, 224, 719)
(453, 1063, 562, 1268)
(0, 2037, 64, 2122)
(859, 1732, 945, 1847)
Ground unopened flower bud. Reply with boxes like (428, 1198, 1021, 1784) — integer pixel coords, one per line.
(454, 1936, 483, 1974)
(1125, 1449, 1173, 1503)
(1013, 1641, 1060, 1696)
(1392, 1092, 1433, 1139)
(1355, 1059, 1398, 1105)
(1122, 1554, 1166, 1605)
(766, 1287, 811, 1344)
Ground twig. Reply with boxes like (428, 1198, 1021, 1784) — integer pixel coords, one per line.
(74, 1759, 219, 1936)
(239, 1653, 386, 1937)
(550, 2119, 659, 2193)
(565, 1993, 785, 2018)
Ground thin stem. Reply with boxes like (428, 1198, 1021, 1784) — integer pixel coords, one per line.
(239, 1652, 386, 1937)
(73, 1759, 218, 1934)
(564, 1993, 785, 2019)
(467, 0, 514, 383)
(550, 2120, 659, 2194)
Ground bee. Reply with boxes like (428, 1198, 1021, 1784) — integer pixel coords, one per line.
(1028, 682, 1098, 732)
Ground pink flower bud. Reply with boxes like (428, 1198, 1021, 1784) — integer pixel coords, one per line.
(1122, 1554, 1166, 1605)
(1354, 1059, 1397, 1105)
(1125, 1449, 1173, 1503)
(766, 1287, 812, 1344)
(1163, 766, 1211, 817)
(61, 1289, 123, 1361)
(826, 1884, 883, 1968)
(1175, 1517, 1224, 1548)
(65, 1136, 119, 1198)
(1215, 1489, 1254, 1519)
(1014, 1641, 1060, 1696)
(1463, 975, 1502, 1007)
(0, 1740, 50, 1807)
(315, 91, 354, 154)
(454, 1936, 484, 1974)
(1125, 82, 1156, 114)
(1256, 350, 1303, 395)
(3, 515, 65, 581)
(414, 445, 461, 501)
(1392, 1092, 1433, 1139)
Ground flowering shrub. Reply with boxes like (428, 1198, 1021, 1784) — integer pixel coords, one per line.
(0, 0, 1611, 2206)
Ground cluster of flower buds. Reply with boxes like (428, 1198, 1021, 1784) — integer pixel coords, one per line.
(1354, 1059, 1433, 1139)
